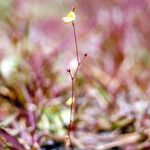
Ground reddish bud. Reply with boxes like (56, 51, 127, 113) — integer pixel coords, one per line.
(11, 32, 21, 44)
(72, 6, 75, 12)
(67, 69, 71, 72)
(84, 53, 87, 57)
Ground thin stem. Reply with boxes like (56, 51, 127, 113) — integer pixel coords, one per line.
(67, 57, 87, 149)
(72, 21, 79, 64)
(67, 18, 87, 149)
(68, 77, 74, 148)
(73, 54, 87, 79)
(69, 71, 73, 80)
(73, 64, 80, 79)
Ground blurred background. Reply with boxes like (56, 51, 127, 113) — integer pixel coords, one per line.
(0, 0, 150, 149)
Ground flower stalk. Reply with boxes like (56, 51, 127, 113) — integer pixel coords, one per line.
(63, 7, 87, 149)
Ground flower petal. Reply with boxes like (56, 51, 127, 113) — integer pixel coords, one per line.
(63, 11, 76, 23)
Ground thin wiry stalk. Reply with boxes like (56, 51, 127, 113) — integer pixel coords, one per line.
(68, 76, 74, 148)
(67, 19, 87, 149)
(72, 22, 79, 64)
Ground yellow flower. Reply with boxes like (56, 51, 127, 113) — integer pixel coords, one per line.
(63, 11, 76, 23)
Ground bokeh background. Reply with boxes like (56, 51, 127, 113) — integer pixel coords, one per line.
(0, 0, 150, 149)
